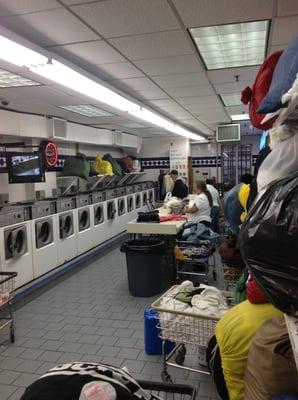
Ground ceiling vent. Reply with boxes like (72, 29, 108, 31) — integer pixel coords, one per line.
(48, 117, 67, 140)
(216, 124, 240, 142)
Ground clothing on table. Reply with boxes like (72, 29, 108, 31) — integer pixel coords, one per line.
(137, 210, 159, 223)
(159, 215, 187, 222)
(207, 184, 219, 207)
(186, 193, 211, 223)
(172, 177, 188, 199)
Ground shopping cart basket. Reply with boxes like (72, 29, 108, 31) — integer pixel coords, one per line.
(174, 240, 217, 284)
(152, 285, 233, 383)
(0, 272, 17, 343)
(139, 381, 196, 400)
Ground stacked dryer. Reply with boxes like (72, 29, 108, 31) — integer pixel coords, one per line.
(148, 182, 155, 205)
(30, 200, 58, 279)
(0, 205, 33, 289)
(92, 191, 107, 247)
(75, 193, 94, 255)
(55, 197, 77, 266)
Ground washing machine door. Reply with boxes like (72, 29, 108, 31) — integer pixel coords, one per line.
(4, 226, 27, 260)
(94, 204, 104, 225)
(135, 194, 141, 209)
(78, 208, 90, 232)
(142, 192, 148, 206)
(127, 196, 133, 212)
(107, 201, 116, 220)
(36, 219, 53, 249)
(59, 213, 74, 239)
(118, 198, 125, 216)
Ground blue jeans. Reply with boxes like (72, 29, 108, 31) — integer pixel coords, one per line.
(211, 206, 220, 233)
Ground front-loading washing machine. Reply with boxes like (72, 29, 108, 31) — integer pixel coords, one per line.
(134, 184, 142, 218)
(148, 182, 155, 205)
(91, 191, 107, 247)
(55, 197, 77, 266)
(126, 185, 135, 223)
(30, 200, 58, 279)
(0, 205, 33, 289)
(106, 189, 118, 238)
(141, 182, 149, 212)
(116, 187, 127, 234)
(75, 193, 93, 255)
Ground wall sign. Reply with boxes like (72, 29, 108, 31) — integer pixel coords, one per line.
(169, 148, 188, 180)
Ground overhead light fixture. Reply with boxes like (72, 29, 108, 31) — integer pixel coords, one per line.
(129, 108, 204, 140)
(190, 20, 269, 70)
(0, 68, 40, 87)
(0, 33, 204, 140)
(121, 122, 148, 129)
(220, 93, 242, 106)
(230, 113, 250, 121)
(59, 104, 115, 117)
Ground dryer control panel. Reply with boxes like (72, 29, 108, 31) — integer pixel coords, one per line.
(76, 194, 91, 208)
(115, 187, 126, 197)
(31, 201, 56, 219)
(106, 189, 116, 200)
(92, 191, 106, 203)
(134, 184, 142, 192)
(56, 197, 76, 213)
(126, 185, 135, 194)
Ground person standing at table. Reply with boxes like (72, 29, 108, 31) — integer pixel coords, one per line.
(170, 170, 188, 199)
(206, 178, 220, 233)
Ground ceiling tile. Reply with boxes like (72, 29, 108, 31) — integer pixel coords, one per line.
(3, 85, 76, 105)
(71, 0, 179, 38)
(0, 0, 60, 16)
(128, 88, 169, 100)
(93, 62, 144, 79)
(50, 40, 125, 65)
(172, 0, 274, 27)
(145, 99, 179, 108)
(225, 105, 248, 115)
(135, 55, 203, 76)
(207, 66, 259, 85)
(109, 30, 194, 60)
(152, 72, 209, 89)
(164, 85, 214, 98)
(0, 8, 98, 46)
(277, 0, 298, 17)
(200, 111, 230, 124)
(214, 81, 252, 94)
(176, 95, 221, 106)
(62, 0, 101, 4)
(107, 77, 160, 92)
(271, 16, 298, 45)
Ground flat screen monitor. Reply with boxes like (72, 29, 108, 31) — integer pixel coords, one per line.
(6, 151, 45, 183)
(259, 131, 268, 151)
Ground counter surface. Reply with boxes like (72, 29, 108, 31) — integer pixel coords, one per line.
(126, 219, 185, 235)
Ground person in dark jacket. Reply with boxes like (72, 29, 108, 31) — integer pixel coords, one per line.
(170, 170, 188, 199)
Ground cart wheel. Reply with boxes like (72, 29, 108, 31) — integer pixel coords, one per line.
(10, 326, 15, 343)
(213, 271, 217, 281)
(161, 371, 173, 384)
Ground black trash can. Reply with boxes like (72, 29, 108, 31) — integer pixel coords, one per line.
(121, 239, 167, 297)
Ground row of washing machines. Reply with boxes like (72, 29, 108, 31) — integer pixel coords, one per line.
(0, 182, 156, 290)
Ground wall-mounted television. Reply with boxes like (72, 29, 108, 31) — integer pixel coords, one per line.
(6, 151, 45, 183)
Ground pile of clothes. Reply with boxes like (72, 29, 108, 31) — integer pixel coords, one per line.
(137, 210, 186, 223)
(180, 222, 218, 246)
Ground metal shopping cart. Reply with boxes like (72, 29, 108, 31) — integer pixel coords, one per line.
(174, 240, 217, 284)
(152, 285, 233, 383)
(139, 381, 196, 400)
(0, 272, 17, 343)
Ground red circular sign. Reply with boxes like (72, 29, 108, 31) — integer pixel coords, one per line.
(44, 141, 58, 167)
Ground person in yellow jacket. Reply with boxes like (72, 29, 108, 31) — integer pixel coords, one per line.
(215, 300, 282, 400)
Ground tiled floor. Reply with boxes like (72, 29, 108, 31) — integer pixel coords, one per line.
(0, 244, 220, 399)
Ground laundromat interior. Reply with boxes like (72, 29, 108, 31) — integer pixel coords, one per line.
(0, 1, 297, 399)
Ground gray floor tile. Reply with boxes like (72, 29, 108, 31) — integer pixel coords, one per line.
(58, 342, 81, 353)
(22, 338, 46, 349)
(115, 337, 138, 348)
(56, 352, 86, 364)
(61, 332, 82, 343)
(0, 371, 21, 385)
(15, 359, 44, 373)
(0, 384, 18, 400)
(95, 327, 116, 336)
(78, 344, 102, 355)
(112, 320, 131, 328)
(114, 328, 134, 338)
(121, 359, 145, 373)
(101, 357, 123, 368)
(78, 326, 99, 335)
(77, 334, 99, 345)
(41, 331, 65, 341)
(96, 335, 118, 346)
(1, 346, 25, 358)
(117, 348, 140, 360)
(61, 324, 81, 333)
(38, 350, 63, 362)
(40, 340, 63, 351)
(12, 373, 40, 388)
(97, 345, 120, 357)
(7, 387, 25, 400)
(0, 357, 23, 371)
(20, 348, 45, 360)
(23, 329, 47, 339)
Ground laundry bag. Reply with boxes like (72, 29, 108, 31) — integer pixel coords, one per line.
(92, 155, 113, 176)
(62, 153, 90, 180)
(103, 153, 123, 175)
(240, 171, 298, 315)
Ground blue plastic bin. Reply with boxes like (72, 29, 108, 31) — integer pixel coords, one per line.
(144, 307, 175, 355)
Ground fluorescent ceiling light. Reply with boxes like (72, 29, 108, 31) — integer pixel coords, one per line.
(121, 122, 148, 129)
(59, 104, 114, 117)
(0, 68, 40, 87)
(220, 93, 242, 106)
(231, 113, 250, 121)
(129, 108, 203, 140)
(190, 20, 269, 70)
(0, 34, 204, 140)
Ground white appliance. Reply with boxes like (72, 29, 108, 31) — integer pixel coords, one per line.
(106, 189, 118, 238)
(55, 197, 77, 266)
(134, 184, 142, 219)
(141, 182, 149, 212)
(148, 183, 155, 205)
(126, 185, 135, 223)
(75, 194, 94, 255)
(31, 201, 58, 279)
(116, 187, 127, 234)
(91, 191, 107, 247)
(0, 206, 33, 289)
